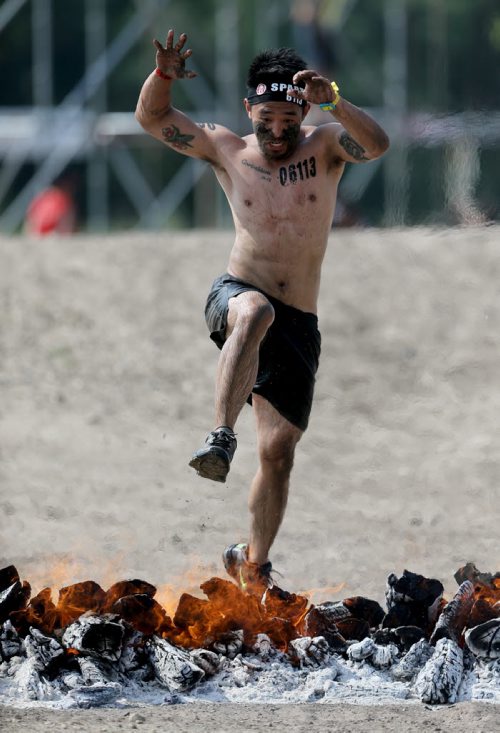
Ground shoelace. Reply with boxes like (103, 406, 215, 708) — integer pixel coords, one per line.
(207, 429, 236, 450)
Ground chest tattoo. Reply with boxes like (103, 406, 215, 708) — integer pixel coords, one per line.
(242, 158, 272, 182)
(279, 156, 317, 186)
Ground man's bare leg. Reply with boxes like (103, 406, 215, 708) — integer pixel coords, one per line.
(214, 291, 275, 429)
(190, 291, 274, 481)
(247, 394, 302, 565)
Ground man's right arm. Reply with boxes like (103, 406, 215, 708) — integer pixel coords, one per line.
(135, 31, 236, 167)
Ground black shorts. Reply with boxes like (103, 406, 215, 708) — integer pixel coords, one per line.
(204, 273, 321, 432)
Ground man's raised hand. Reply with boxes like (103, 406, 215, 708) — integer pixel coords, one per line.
(153, 30, 197, 80)
(291, 70, 334, 105)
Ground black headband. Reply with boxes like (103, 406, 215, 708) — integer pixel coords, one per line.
(246, 80, 305, 107)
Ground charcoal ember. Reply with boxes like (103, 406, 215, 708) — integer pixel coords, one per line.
(118, 629, 150, 680)
(454, 562, 500, 587)
(251, 633, 273, 659)
(464, 619, 500, 660)
(25, 627, 64, 672)
(343, 596, 385, 628)
(62, 613, 124, 661)
(112, 593, 172, 635)
(211, 629, 244, 659)
(1, 620, 22, 661)
(371, 642, 399, 669)
(103, 579, 156, 610)
(469, 598, 500, 627)
(430, 581, 475, 644)
(58, 581, 106, 614)
(289, 635, 331, 668)
(335, 616, 370, 641)
(384, 570, 443, 630)
(147, 635, 205, 691)
(14, 588, 58, 635)
(69, 663, 121, 708)
(77, 654, 118, 685)
(392, 638, 434, 681)
(262, 585, 309, 626)
(347, 637, 376, 662)
(13, 655, 54, 700)
(300, 605, 347, 652)
(0, 580, 31, 623)
(373, 625, 426, 652)
(190, 648, 220, 676)
(0, 565, 20, 591)
(414, 637, 464, 704)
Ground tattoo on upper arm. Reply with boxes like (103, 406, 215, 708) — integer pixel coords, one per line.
(197, 122, 216, 130)
(161, 124, 195, 149)
(339, 131, 368, 161)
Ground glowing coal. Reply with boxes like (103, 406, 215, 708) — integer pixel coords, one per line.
(0, 562, 499, 707)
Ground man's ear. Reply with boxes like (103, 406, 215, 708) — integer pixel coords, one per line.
(244, 98, 252, 118)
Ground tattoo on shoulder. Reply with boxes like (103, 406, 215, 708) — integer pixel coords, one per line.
(197, 122, 216, 130)
(241, 159, 272, 181)
(339, 131, 368, 161)
(161, 124, 195, 150)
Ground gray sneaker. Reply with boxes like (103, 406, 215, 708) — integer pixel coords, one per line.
(189, 426, 237, 483)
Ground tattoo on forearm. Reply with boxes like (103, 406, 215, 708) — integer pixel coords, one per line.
(242, 158, 272, 181)
(161, 124, 195, 149)
(197, 122, 216, 130)
(339, 131, 368, 161)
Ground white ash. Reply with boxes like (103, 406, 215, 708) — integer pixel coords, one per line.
(414, 637, 464, 704)
(1, 622, 500, 708)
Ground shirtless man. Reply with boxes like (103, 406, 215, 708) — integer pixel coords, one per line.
(136, 30, 389, 597)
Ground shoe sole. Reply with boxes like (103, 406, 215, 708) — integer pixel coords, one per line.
(189, 453, 229, 482)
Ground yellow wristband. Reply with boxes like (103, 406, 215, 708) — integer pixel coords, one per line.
(319, 81, 340, 111)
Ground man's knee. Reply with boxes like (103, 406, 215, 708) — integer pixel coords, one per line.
(259, 435, 298, 477)
(231, 293, 275, 340)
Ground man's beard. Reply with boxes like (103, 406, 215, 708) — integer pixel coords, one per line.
(254, 122, 301, 160)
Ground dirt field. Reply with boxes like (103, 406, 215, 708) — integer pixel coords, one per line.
(1, 226, 499, 730)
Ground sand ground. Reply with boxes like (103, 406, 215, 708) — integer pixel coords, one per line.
(1, 226, 499, 730)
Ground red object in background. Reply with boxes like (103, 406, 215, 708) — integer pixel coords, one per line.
(26, 186, 76, 235)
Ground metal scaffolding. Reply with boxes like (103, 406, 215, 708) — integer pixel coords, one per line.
(0, 0, 496, 232)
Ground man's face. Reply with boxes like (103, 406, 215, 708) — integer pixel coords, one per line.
(245, 101, 306, 161)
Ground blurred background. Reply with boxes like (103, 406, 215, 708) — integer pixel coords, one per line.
(1, 0, 499, 233)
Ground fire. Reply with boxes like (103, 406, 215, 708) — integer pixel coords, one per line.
(1, 562, 499, 658)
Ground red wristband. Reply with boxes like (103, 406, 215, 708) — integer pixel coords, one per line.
(155, 68, 172, 80)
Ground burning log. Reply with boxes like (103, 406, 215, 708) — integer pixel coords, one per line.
(190, 648, 220, 677)
(0, 579, 31, 623)
(289, 636, 331, 668)
(111, 594, 172, 636)
(346, 637, 398, 668)
(0, 620, 22, 661)
(118, 628, 150, 680)
(212, 629, 244, 659)
(347, 637, 376, 662)
(251, 633, 273, 659)
(62, 613, 125, 661)
(430, 580, 475, 644)
(11, 627, 64, 700)
(373, 625, 425, 652)
(147, 636, 205, 691)
(103, 579, 157, 610)
(465, 619, 500, 660)
(391, 638, 434, 681)
(384, 570, 444, 630)
(77, 654, 118, 685)
(454, 562, 500, 587)
(414, 637, 464, 704)
(299, 605, 347, 652)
